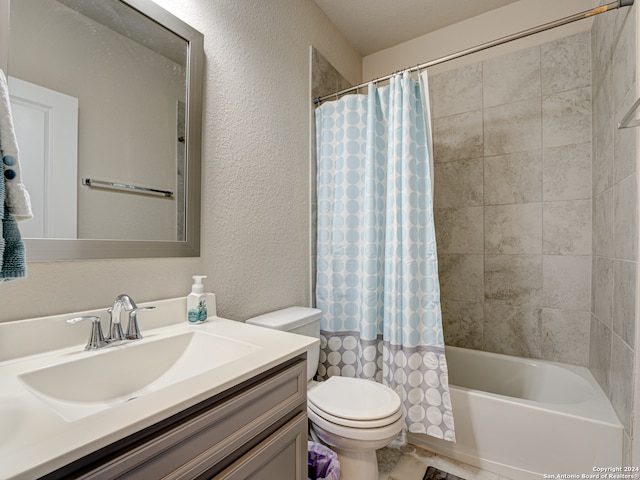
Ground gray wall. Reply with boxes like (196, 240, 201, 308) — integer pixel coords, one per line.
(432, 31, 593, 367)
(590, 3, 638, 460)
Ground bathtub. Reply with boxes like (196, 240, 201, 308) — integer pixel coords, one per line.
(408, 347, 623, 480)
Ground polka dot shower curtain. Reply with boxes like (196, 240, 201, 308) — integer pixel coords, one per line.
(314, 71, 455, 441)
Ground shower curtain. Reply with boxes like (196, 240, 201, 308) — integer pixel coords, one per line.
(314, 71, 455, 441)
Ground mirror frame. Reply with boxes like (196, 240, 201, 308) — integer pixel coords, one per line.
(2, 0, 203, 260)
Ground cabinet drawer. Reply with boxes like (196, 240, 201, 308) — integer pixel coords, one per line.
(213, 412, 308, 480)
(74, 358, 306, 479)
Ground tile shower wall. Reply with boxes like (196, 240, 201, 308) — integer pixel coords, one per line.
(590, 3, 638, 454)
(431, 31, 593, 367)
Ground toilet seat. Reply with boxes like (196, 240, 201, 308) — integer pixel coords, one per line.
(307, 376, 403, 428)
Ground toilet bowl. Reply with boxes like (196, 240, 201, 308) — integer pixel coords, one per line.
(246, 307, 405, 480)
(307, 375, 405, 479)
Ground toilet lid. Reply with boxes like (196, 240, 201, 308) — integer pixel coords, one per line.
(307, 376, 402, 422)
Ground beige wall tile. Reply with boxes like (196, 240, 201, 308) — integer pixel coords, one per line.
(542, 87, 592, 148)
(435, 207, 484, 254)
(421, 28, 612, 372)
(483, 46, 540, 108)
(593, 79, 613, 143)
(484, 151, 542, 205)
(433, 110, 483, 164)
(484, 255, 542, 306)
(438, 254, 484, 303)
(543, 143, 591, 201)
(430, 63, 483, 119)
(614, 174, 638, 261)
(543, 199, 592, 255)
(541, 308, 590, 365)
(592, 10, 615, 94)
(485, 204, 542, 254)
(589, 10, 639, 413)
(589, 314, 611, 393)
(593, 256, 614, 328)
(593, 188, 615, 258)
(484, 99, 542, 156)
(441, 299, 483, 350)
(592, 120, 614, 196)
(543, 255, 591, 310)
(541, 31, 591, 96)
(612, 8, 636, 111)
(483, 302, 542, 357)
(614, 113, 638, 184)
(434, 158, 483, 208)
(610, 333, 634, 432)
(312, 47, 353, 100)
(613, 259, 637, 346)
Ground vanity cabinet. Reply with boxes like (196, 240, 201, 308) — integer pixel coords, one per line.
(43, 356, 307, 480)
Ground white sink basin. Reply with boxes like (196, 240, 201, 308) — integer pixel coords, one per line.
(19, 331, 260, 422)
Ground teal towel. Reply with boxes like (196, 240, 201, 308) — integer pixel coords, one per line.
(0, 168, 26, 282)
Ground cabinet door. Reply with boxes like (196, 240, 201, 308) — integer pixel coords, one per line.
(213, 412, 308, 480)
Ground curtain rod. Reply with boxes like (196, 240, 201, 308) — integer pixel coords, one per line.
(314, 0, 634, 105)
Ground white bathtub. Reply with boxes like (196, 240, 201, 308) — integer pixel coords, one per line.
(408, 347, 623, 480)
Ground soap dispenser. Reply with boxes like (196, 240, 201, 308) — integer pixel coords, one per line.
(187, 275, 208, 323)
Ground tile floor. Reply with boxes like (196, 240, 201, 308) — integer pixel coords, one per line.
(376, 444, 513, 480)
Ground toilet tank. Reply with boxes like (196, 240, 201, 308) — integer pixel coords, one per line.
(246, 306, 321, 381)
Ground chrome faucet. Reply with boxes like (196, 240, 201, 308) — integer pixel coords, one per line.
(67, 294, 155, 350)
(107, 294, 137, 343)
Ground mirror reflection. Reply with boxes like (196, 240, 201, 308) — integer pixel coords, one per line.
(9, 0, 188, 242)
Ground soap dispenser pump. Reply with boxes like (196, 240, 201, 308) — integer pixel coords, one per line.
(187, 275, 208, 323)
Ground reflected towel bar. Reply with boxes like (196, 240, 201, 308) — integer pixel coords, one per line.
(82, 178, 173, 197)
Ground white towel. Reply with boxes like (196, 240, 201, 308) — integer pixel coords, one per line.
(0, 69, 32, 221)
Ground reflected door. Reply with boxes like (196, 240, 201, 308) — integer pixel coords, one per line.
(9, 76, 78, 238)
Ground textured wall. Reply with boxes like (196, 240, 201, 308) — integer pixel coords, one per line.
(431, 31, 593, 367)
(0, 0, 361, 323)
(590, 2, 638, 460)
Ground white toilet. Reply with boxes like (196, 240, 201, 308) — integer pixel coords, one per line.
(246, 306, 404, 480)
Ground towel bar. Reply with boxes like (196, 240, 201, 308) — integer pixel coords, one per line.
(82, 178, 173, 197)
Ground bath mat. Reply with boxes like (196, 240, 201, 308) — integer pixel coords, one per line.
(422, 466, 466, 480)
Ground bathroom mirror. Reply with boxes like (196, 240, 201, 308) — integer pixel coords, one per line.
(3, 0, 203, 260)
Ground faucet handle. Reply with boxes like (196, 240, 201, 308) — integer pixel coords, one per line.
(126, 306, 156, 340)
(67, 316, 107, 350)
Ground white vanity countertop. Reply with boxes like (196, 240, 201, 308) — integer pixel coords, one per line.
(0, 298, 317, 480)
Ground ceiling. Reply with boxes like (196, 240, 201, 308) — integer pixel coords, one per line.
(313, 0, 521, 56)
